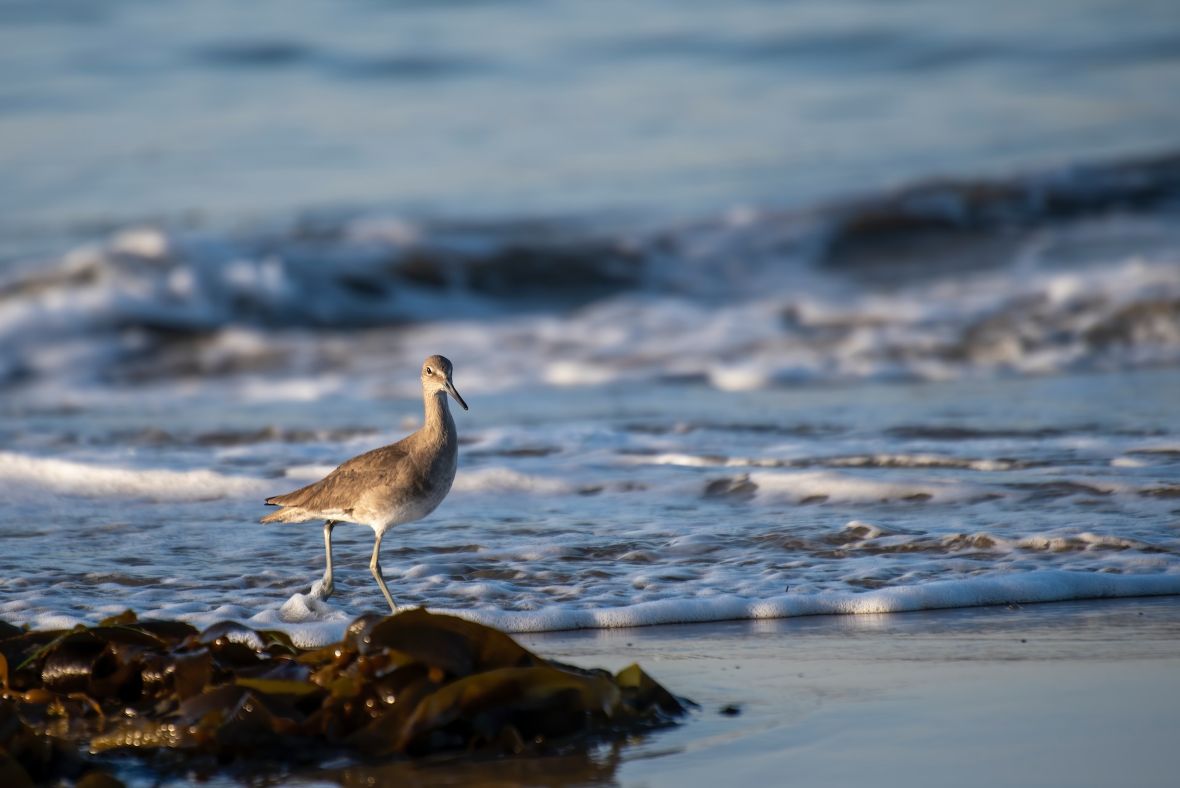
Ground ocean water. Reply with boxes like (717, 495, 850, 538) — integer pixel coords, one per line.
(3, 362, 1179, 645)
(2, 0, 1180, 645)
(4, 0, 1180, 257)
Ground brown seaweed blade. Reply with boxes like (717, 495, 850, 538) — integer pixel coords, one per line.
(616, 663, 688, 716)
(395, 665, 623, 754)
(1, 609, 690, 780)
(359, 608, 543, 675)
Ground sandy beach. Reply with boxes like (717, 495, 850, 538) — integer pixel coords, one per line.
(311, 597, 1180, 787)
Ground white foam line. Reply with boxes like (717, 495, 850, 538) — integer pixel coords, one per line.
(0, 451, 269, 501)
(748, 470, 983, 504)
(13, 570, 1180, 648)
(435, 571, 1180, 633)
(450, 467, 574, 496)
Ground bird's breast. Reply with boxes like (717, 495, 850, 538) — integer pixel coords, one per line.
(365, 444, 458, 530)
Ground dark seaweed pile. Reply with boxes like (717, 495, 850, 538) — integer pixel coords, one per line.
(0, 609, 689, 785)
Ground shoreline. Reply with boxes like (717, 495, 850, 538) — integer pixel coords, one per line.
(3, 578, 1176, 785)
(241, 573, 1180, 648)
(432, 573, 1180, 634)
(313, 596, 1180, 787)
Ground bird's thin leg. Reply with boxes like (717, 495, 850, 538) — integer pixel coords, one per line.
(369, 531, 397, 614)
(321, 520, 337, 598)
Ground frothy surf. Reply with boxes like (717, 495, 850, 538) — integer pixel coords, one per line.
(2, 364, 1178, 647)
(0, 451, 268, 501)
(2, 151, 1179, 402)
(1, 153, 1179, 644)
(442, 571, 1180, 635)
(6, 569, 1178, 649)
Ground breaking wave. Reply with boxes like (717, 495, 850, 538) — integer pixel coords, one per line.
(0, 451, 267, 501)
(2, 151, 1179, 397)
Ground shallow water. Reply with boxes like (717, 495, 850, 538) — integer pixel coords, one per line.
(2, 368, 1178, 643)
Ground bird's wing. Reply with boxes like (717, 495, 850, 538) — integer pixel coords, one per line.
(264, 442, 412, 514)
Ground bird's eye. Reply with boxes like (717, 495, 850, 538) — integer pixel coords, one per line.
(425, 367, 433, 376)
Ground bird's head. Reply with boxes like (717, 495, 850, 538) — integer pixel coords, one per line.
(421, 355, 468, 411)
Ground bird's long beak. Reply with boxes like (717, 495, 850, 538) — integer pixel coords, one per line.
(445, 377, 469, 411)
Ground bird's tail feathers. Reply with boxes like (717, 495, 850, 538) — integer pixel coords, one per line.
(260, 507, 309, 524)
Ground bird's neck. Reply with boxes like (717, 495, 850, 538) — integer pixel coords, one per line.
(422, 390, 455, 442)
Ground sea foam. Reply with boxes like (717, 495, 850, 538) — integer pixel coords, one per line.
(69, 569, 1179, 648)
(0, 451, 267, 501)
(3, 153, 1180, 400)
(436, 570, 1180, 634)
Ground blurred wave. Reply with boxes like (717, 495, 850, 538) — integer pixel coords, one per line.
(5, 0, 1180, 258)
(2, 151, 1178, 394)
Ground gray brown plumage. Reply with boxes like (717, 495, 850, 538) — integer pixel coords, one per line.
(261, 355, 467, 612)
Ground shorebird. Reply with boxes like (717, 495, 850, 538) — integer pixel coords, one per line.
(261, 355, 467, 612)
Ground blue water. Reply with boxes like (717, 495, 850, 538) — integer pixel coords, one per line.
(3, 0, 1180, 258)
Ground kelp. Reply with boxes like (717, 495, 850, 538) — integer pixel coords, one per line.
(0, 609, 690, 783)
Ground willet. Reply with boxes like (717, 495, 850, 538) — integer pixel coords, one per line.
(260, 355, 468, 612)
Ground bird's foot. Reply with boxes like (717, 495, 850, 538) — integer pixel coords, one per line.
(309, 577, 334, 600)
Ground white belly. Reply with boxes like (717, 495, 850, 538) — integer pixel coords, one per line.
(369, 458, 457, 534)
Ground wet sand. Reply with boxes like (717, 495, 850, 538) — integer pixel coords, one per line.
(318, 597, 1180, 787)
